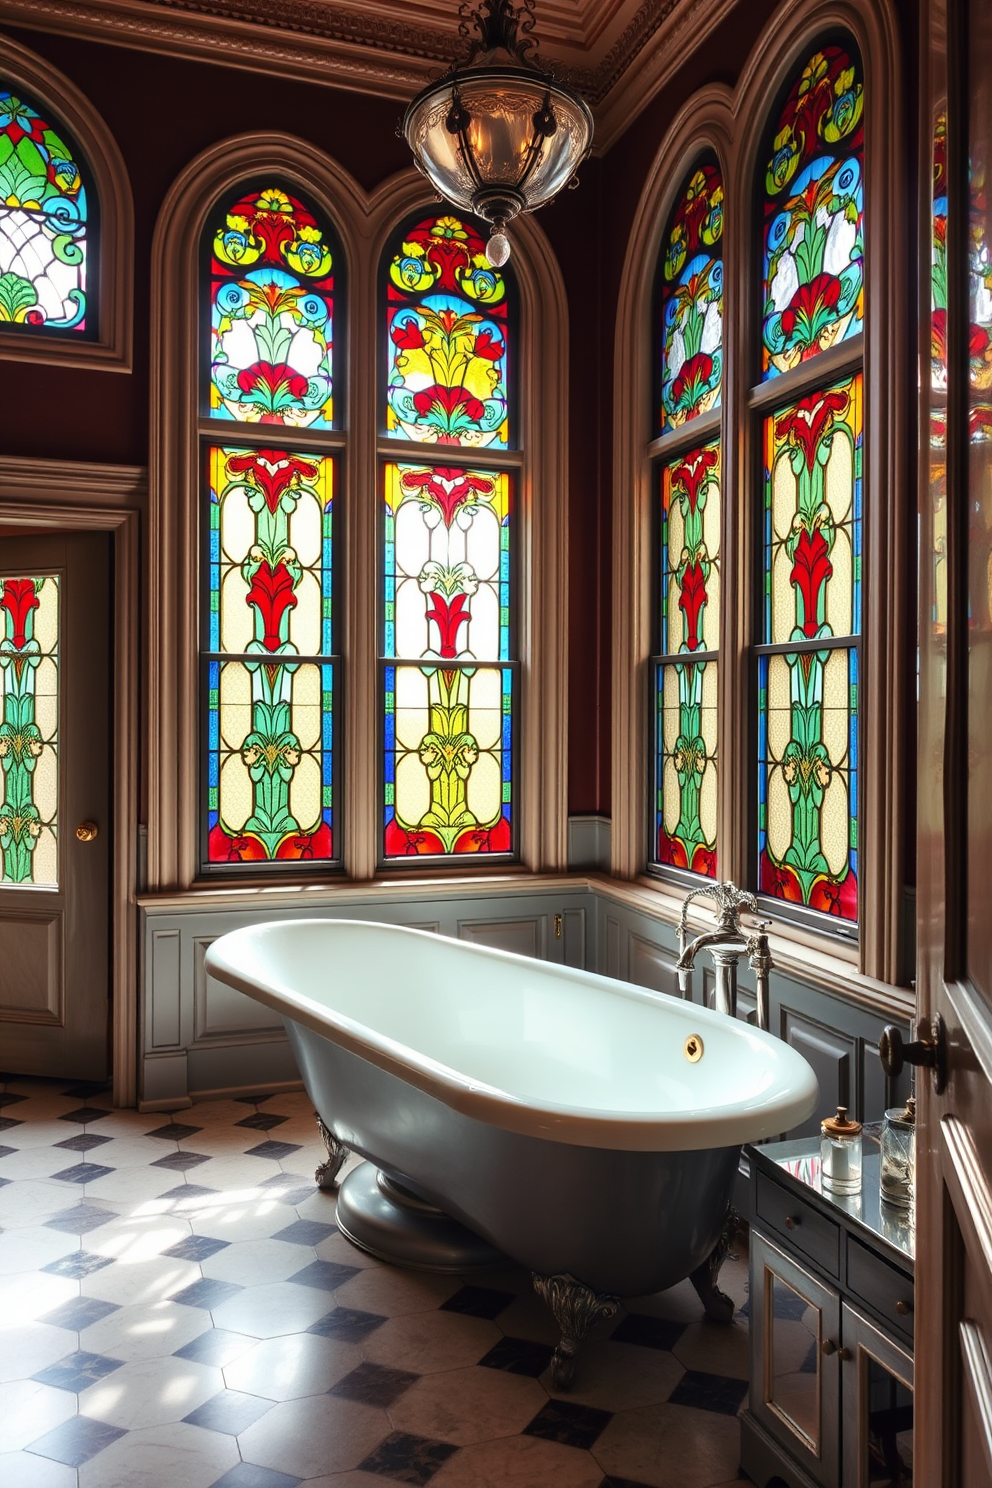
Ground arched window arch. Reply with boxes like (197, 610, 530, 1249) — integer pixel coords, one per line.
(200, 180, 344, 871)
(0, 32, 132, 369)
(149, 141, 569, 890)
(378, 210, 517, 862)
(650, 158, 724, 880)
(754, 40, 865, 926)
(614, 0, 908, 985)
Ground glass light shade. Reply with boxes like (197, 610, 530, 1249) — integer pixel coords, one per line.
(403, 67, 593, 226)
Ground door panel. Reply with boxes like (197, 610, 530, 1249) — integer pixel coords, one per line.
(917, 0, 992, 1477)
(0, 532, 111, 1078)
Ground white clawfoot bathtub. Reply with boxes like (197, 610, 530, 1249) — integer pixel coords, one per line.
(206, 918, 818, 1383)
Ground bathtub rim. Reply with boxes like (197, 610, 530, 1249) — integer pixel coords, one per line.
(204, 917, 819, 1152)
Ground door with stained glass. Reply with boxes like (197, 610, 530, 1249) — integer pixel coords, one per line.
(0, 532, 110, 1078)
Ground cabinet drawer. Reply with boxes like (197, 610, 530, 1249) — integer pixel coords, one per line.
(846, 1236, 914, 1341)
(755, 1172, 840, 1277)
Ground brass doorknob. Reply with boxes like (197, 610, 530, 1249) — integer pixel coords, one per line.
(76, 821, 99, 843)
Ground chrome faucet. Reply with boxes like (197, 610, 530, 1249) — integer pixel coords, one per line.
(675, 881, 772, 1032)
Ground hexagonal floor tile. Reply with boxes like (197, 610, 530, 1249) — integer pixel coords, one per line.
(78, 1354, 222, 1429)
(238, 1393, 389, 1479)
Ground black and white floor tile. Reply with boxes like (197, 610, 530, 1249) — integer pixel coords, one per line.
(0, 1076, 751, 1488)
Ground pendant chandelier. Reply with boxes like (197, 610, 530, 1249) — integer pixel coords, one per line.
(403, 0, 594, 266)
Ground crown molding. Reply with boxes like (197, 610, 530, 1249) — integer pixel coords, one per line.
(0, 0, 739, 150)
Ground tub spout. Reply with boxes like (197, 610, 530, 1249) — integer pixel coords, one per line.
(675, 881, 773, 1030)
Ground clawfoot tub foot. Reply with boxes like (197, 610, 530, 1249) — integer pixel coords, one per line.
(314, 1113, 348, 1189)
(689, 1206, 741, 1323)
(533, 1272, 619, 1389)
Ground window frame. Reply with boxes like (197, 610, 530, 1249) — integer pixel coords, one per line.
(195, 177, 347, 879)
(148, 140, 570, 892)
(612, 0, 910, 986)
(0, 31, 132, 372)
(375, 209, 523, 871)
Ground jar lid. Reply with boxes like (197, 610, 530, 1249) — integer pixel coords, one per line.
(885, 1094, 917, 1128)
(822, 1105, 862, 1137)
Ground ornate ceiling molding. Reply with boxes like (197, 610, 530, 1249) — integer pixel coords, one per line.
(0, 0, 738, 149)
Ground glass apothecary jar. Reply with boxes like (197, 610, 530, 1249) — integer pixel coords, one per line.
(880, 1096, 916, 1210)
(820, 1106, 863, 1194)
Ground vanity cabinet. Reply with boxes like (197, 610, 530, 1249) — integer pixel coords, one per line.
(741, 1136, 914, 1488)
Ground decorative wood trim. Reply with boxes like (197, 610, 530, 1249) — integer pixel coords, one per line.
(0, 466, 141, 1107)
(610, 85, 735, 882)
(148, 142, 568, 892)
(0, 0, 734, 156)
(0, 32, 134, 372)
(942, 1113, 992, 1281)
(960, 1321, 992, 1482)
(611, 0, 908, 987)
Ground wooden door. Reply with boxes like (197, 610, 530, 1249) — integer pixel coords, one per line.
(916, 0, 992, 1479)
(0, 532, 111, 1078)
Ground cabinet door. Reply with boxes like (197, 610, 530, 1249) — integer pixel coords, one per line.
(750, 1232, 841, 1488)
(840, 1303, 913, 1488)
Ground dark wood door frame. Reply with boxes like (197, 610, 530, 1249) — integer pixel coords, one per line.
(0, 457, 142, 1105)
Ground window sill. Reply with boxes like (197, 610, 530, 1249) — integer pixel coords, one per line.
(136, 868, 585, 914)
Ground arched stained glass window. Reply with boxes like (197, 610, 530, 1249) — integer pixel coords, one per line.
(762, 44, 864, 380)
(0, 82, 91, 334)
(208, 184, 337, 428)
(650, 159, 723, 880)
(384, 212, 511, 449)
(380, 211, 516, 861)
(658, 163, 723, 434)
(201, 181, 342, 871)
(755, 41, 864, 926)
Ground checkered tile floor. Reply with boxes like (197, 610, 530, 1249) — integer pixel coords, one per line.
(0, 1076, 752, 1488)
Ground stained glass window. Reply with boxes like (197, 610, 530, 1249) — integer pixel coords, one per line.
(384, 213, 511, 449)
(207, 185, 338, 429)
(653, 444, 720, 876)
(757, 374, 862, 921)
(762, 44, 864, 380)
(658, 161, 723, 434)
(1, 574, 59, 886)
(382, 462, 513, 858)
(205, 447, 336, 865)
(0, 85, 89, 333)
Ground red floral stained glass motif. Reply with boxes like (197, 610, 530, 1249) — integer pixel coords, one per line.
(654, 442, 720, 878)
(763, 44, 864, 380)
(659, 162, 723, 433)
(758, 375, 862, 922)
(384, 213, 511, 449)
(206, 447, 335, 864)
(208, 185, 337, 428)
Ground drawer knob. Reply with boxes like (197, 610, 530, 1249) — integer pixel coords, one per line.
(838, 1346, 852, 1361)
(822, 1339, 837, 1356)
(785, 1215, 800, 1230)
(896, 1299, 912, 1316)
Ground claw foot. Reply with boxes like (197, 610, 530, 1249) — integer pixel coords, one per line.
(314, 1113, 348, 1190)
(533, 1272, 619, 1391)
(689, 1205, 740, 1324)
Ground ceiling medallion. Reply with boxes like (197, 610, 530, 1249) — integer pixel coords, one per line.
(402, 0, 594, 265)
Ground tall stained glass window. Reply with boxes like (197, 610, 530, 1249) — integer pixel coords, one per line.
(0, 83, 90, 334)
(381, 212, 516, 860)
(0, 574, 59, 886)
(201, 183, 342, 870)
(755, 41, 865, 927)
(650, 159, 723, 879)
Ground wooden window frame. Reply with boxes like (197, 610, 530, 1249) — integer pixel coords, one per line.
(148, 137, 569, 893)
(611, 0, 909, 986)
(0, 31, 133, 372)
